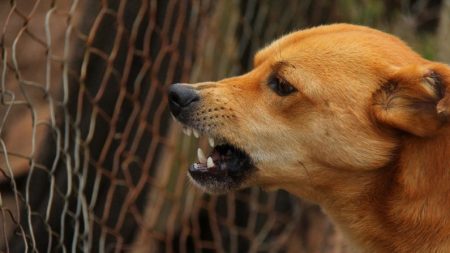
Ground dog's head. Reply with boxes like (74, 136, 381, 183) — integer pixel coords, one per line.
(169, 24, 450, 196)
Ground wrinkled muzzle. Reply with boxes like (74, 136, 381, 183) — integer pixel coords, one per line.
(168, 83, 255, 193)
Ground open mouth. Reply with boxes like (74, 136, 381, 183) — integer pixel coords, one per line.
(181, 126, 254, 193)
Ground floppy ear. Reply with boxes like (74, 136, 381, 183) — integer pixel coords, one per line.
(372, 63, 450, 137)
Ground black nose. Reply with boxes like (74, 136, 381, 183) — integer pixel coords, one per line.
(168, 83, 200, 117)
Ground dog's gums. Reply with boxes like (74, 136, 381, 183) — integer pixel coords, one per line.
(179, 126, 254, 194)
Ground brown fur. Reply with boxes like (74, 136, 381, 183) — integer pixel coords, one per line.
(182, 24, 450, 252)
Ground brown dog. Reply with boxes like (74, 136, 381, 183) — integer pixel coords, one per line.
(168, 24, 450, 252)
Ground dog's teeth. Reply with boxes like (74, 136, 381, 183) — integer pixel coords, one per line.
(183, 128, 192, 136)
(208, 137, 215, 147)
(207, 157, 215, 168)
(171, 114, 177, 121)
(197, 148, 207, 163)
(193, 129, 200, 138)
(193, 163, 202, 171)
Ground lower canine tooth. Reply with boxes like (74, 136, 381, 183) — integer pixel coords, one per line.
(208, 137, 215, 147)
(197, 148, 207, 163)
(207, 157, 215, 168)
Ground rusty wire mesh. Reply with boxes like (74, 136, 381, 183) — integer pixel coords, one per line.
(0, 0, 448, 252)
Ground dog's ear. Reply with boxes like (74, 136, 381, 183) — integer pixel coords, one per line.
(372, 63, 450, 137)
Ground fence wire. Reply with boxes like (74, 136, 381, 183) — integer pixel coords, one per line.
(0, 0, 448, 252)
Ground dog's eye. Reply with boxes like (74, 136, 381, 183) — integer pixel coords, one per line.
(267, 75, 297, 96)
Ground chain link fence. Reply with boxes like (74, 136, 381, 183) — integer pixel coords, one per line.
(0, 0, 448, 252)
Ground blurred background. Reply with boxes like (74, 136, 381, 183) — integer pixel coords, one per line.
(0, 0, 449, 252)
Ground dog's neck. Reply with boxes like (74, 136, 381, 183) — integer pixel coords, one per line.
(288, 127, 450, 252)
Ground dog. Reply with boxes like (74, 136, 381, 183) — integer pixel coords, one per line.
(168, 24, 450, 252)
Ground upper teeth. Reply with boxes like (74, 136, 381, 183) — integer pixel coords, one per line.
(193, 129, 200, 138)
(197, 148, 207, 163)
(181, 127, 217, 147)
(208, 137, 215, 147)
(182, 127, 192, 136)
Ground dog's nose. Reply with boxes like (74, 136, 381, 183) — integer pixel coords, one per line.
(168, 83, 200, 117)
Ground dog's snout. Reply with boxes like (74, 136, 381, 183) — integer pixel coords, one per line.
(168, 83, 199, 116)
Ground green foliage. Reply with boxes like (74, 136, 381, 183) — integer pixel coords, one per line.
(338, 0, 385, 26)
